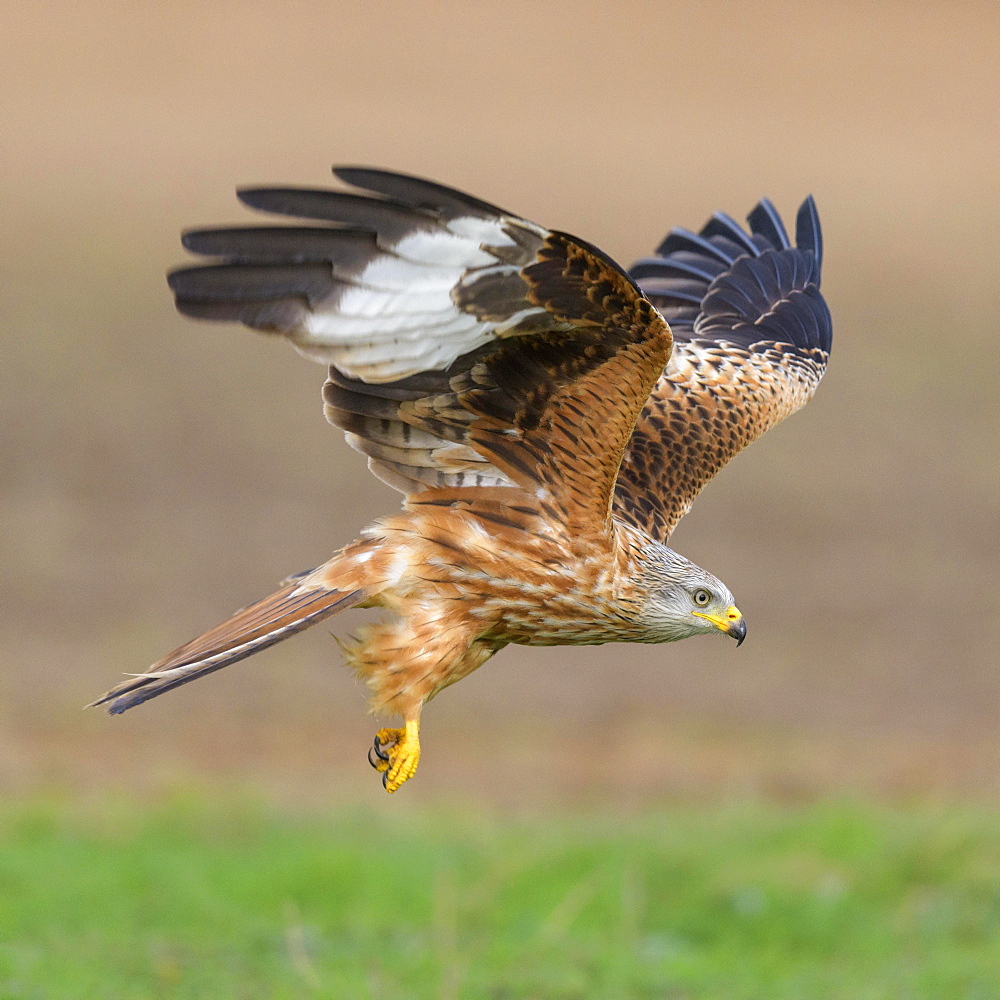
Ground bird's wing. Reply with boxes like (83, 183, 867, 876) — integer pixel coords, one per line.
(170, 168, 672, 536)
(613, 197, 832, 541)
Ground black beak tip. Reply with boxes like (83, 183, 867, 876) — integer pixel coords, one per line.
(731, 621, 747, 646)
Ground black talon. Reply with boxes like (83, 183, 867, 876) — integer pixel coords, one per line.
(368, 745, 384, 770)
(371, 736, 390, 762)
(382, 771, 389, 789)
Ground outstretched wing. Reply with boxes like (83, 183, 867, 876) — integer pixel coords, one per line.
(169, 168, 672, 535)
(614, 197, 832, 541)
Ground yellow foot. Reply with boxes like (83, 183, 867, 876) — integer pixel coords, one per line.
(367, 720, 421, 793)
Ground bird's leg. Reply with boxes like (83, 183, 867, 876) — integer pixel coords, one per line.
(367, 716, 421, 793)
(347, 613, 494, 794)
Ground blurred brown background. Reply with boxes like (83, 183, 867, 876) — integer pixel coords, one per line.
(2, 1, 998, 806)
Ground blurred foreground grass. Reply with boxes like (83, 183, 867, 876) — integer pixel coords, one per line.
(2, 796, 1000, 998)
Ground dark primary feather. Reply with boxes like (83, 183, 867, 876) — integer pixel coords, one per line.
(746, 200, 791, 250)
(700, 212, 760, 255)
(629, 254, 725, 283)
(795, 195, 823, 269)
(237, 187, 441, 243)
(181, 226, 381, 265)
(169, 261, 336, 302)
(655, 227, 742, 266)
(331, 166, 512, 220)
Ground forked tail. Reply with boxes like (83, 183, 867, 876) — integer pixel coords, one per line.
(91, 578, 365, 714)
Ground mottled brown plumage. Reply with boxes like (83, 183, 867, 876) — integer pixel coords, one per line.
(93, 168, 831, 792)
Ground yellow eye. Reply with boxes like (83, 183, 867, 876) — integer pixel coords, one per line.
(694, 589, 711, 607)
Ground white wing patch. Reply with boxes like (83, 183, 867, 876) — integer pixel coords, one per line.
(272, 215, 547, 382)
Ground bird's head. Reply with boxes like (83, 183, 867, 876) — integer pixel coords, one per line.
(636, 546, 746, 646)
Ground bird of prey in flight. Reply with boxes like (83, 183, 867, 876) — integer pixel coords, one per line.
(93, 167, 832, 792)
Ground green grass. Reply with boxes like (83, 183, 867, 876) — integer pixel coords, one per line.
(1, 795, 1000, 998)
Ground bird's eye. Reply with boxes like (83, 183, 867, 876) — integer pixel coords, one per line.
(693, 589, 712, 607)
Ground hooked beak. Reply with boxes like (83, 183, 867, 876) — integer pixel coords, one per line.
(692, 606, 747, 646)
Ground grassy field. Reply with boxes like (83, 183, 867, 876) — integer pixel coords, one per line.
(2, 795, 1000, 999)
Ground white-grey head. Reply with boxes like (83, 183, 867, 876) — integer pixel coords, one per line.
(637, 543, 746, 646)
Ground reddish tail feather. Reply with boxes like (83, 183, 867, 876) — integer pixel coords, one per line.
(91, 580, 364, 715)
